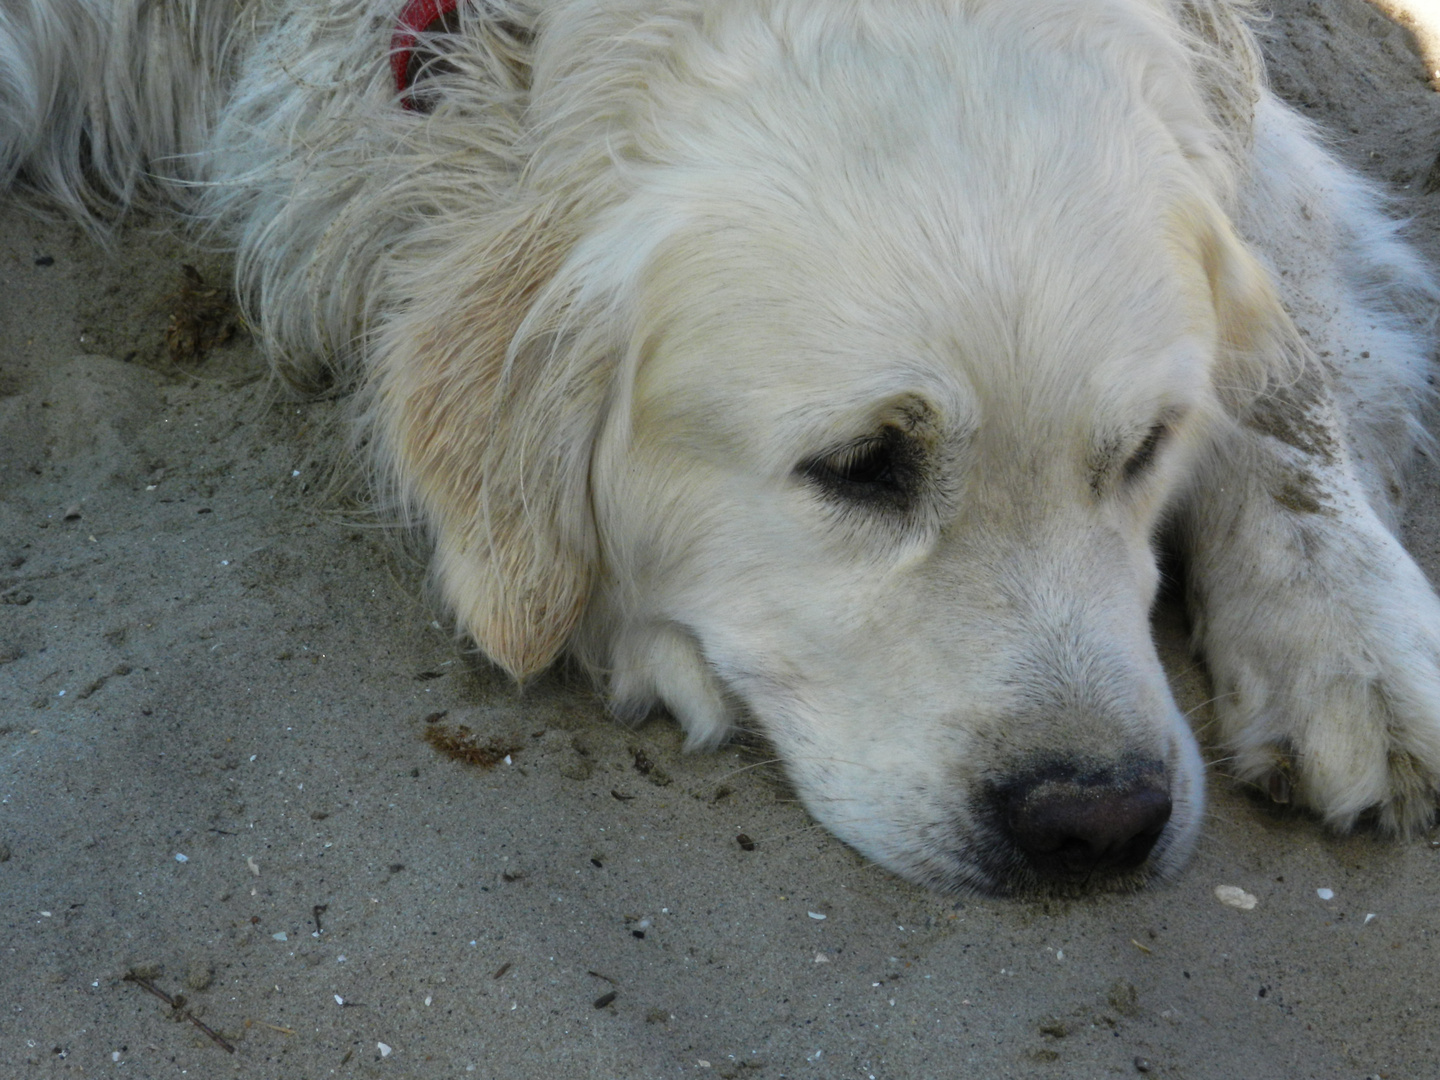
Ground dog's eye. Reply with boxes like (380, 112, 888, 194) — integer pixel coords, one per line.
(800, 427, 919, 508)
(1122, 423, 1169, 483)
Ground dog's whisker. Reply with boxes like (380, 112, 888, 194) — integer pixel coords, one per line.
(1202, 754, 1243, 770)
(1181, 690, 1240, 722)
(707, 757, 788, 783)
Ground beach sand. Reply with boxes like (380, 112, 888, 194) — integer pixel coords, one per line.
(3, 2, 1438, 1076)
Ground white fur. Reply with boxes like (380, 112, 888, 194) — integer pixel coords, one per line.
(4, 0, 1437, 893)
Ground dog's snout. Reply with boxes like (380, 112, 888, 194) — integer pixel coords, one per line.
(1000, 766, 1172, 877)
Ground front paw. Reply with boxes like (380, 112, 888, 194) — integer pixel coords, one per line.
(1204, 541, 1440, 834)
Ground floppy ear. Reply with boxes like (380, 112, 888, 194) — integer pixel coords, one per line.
(1190, 202, 1306, 415)
(368, 202, 617, 680)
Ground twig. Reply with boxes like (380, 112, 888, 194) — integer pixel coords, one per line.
(124, 973, 176, 1008)
(185, 1012, 237, 1054)
(123, 973, 237, 1054)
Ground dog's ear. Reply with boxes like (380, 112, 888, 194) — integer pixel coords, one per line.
(369, 202, 616, 680)
(1173, 0, 1263, 142)
(1189, 203, 1305, 415)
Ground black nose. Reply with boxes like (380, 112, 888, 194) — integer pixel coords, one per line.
(1000, 766, 1172, 878)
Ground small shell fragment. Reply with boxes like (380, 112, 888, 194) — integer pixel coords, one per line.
(807, 911, 827, 920)
(1315, 888, 1334, 901)
(377, 1042, 392, 1058)
(1214, 885, 1258, 910)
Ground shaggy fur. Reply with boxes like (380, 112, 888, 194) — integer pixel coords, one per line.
(4, 0, 1438, 894)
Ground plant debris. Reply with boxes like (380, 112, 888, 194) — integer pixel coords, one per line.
(422, 723, 523, 768)
(123, 972, 235, 1054)
(630, 745, 672, 786)
(165, 264, 240, 364)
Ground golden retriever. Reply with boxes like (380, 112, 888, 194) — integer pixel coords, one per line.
(4, 0, 1438, 894)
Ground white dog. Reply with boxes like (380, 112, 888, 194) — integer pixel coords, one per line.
(5, 0, 1439, 894)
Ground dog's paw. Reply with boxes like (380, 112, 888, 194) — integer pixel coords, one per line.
(1203, 528, 1440, 835)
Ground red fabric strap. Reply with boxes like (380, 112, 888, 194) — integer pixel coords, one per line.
(391, 0, 461, 107)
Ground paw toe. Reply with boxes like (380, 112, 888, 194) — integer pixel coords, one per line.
(1372, 751, 1440, 836)
(1262, 763, 1292, 806)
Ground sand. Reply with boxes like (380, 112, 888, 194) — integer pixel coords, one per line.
(3, 2, 1439, 1077)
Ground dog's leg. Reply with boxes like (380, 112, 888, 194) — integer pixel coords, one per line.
(1181, 367, 1440, 832)
(1179, 97, 1440, 832)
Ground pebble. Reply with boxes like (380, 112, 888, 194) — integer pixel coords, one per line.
(1214, 885, 1257, 910)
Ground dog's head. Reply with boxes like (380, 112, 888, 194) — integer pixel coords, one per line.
(372, 2, 1293, 894)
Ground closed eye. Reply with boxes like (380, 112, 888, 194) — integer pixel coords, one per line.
(799, 426, 921, 509)
(1122, 422, 1169, 484)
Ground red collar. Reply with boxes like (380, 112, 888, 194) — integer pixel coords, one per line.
(391, 0, 461, 109)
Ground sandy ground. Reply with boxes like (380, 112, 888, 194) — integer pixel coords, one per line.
(3, 2, 1440, 1078)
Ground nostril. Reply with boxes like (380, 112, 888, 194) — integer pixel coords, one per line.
(1003, 774, 1172, 876)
